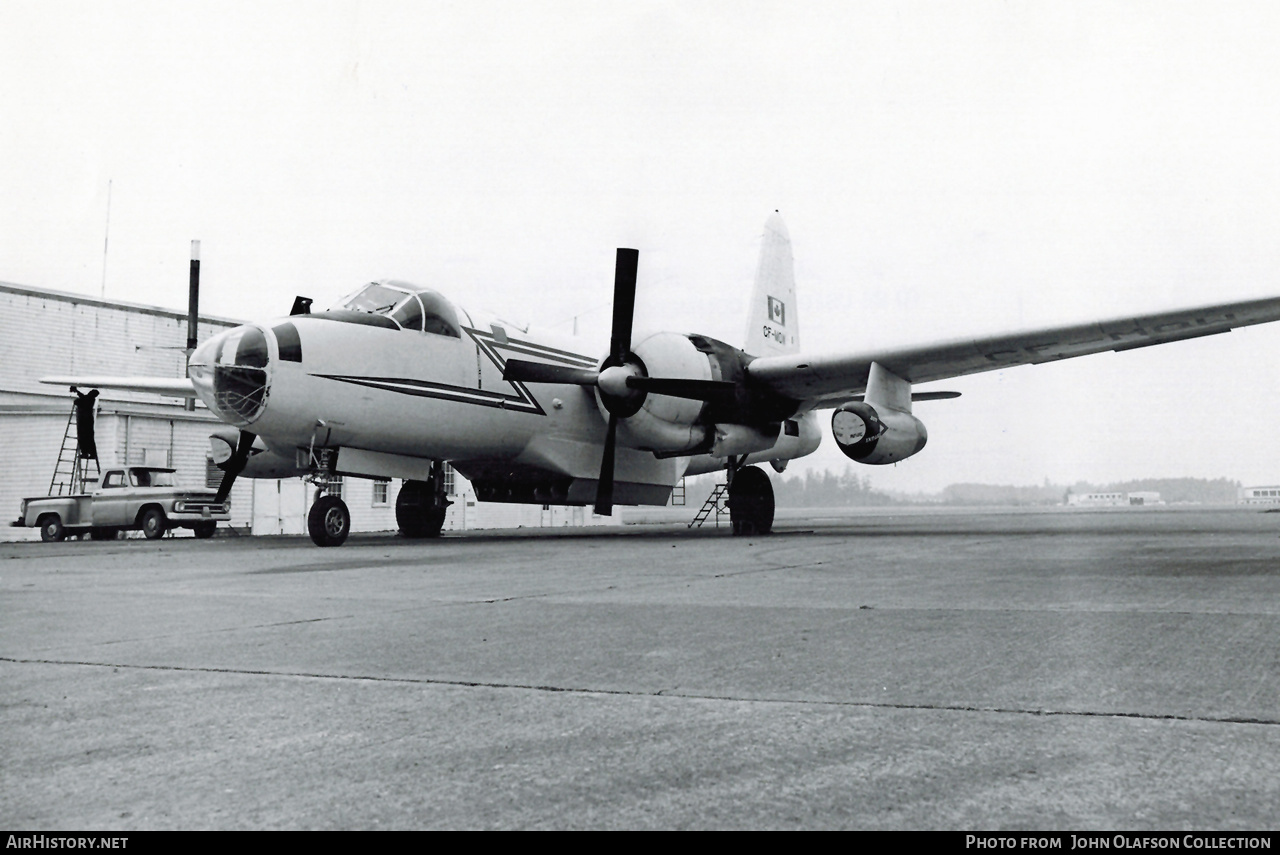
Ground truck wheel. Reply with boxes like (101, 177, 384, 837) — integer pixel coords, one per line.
(39, 515, 65, 543)
(192, 521, 217, 539)
(308, 495, 350, 547)
(140, 508, 168, 540)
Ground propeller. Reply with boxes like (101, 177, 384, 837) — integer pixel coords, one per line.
(502, 248, 736, 515)
(214, 430, 256, 505)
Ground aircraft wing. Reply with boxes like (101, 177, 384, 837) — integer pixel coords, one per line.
(746, 296, 1280, 406)
(40, 376, 197, 398)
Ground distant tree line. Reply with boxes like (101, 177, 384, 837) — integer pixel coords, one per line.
(678, 470, 1241, 509)
(680, 465, 893, 509)
(938, 477, 1241, 506)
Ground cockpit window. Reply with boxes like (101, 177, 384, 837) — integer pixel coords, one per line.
(391, 295, 425, 331)
(335, 282, 460, 337)
(417, 290, 461, 338)
(342, 282, 410, 315)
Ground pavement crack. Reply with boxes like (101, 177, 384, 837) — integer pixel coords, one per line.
(4, 655, 1277, 729)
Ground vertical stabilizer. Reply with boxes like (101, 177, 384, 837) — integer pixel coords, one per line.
(743, 212, 800, 357)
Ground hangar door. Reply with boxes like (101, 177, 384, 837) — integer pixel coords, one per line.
(252, 479, 309, 535)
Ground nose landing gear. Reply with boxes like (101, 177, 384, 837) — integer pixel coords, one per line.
(305, 447, 350, 547)
(308, 494, 351, 547)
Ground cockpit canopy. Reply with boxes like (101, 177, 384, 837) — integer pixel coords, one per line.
(337, 280, 462, 338)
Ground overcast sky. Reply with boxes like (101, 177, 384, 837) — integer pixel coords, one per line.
(5, 1, 1280, 493)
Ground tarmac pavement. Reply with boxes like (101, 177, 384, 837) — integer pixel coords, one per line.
(2, 506, 1278, 829)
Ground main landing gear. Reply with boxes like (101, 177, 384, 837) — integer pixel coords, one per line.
(397, 460, 451, 539)
(726, 460, 775, 536)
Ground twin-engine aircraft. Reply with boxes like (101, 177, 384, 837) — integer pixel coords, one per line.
(46, 213, 1280, 546)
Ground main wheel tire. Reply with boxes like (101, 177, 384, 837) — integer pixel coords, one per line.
(90, 527, 119, 541)
(308, 495, 351, 547)
(396, 480, 446, 538)
(192, 521, 217, 539)
(728, 465, 775, 536)
(39, 514, 65, 543)
(140, 507, 167, 540)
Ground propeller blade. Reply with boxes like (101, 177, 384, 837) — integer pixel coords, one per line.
(625, 376, 737, 402)
(502, 359, 599, 386)
(594, 413, 618, 516)
(214, 430, 256, 504)
(609, 248, 639, 362)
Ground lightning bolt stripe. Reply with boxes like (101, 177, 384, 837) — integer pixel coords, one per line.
(311, 374, 547, 415)
(310, 328, 596, 417)
(464, 327, 597, 368)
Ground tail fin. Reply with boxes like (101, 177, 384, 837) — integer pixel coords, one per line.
(743, 212, 800, 357)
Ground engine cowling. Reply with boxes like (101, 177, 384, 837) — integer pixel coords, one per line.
(831, 402, 928, 465)
(606, 331, 800, 455)
(611, 332, 711, 453)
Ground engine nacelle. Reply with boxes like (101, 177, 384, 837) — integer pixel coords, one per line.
(831, 402, 927, 465)
(601, 330, 802, 455)
(612, 331, 712, 453)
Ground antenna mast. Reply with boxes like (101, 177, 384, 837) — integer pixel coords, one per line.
(100, 179, 112, 298)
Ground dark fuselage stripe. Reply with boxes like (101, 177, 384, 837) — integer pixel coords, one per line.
(312, 374, 547, 414)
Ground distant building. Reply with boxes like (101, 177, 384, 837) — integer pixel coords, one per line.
(1066, 491, 1162, 507)
(1239, 486, 1280, 505)
(0, 280, 618, 540)
(1067, 492, 1125, 507)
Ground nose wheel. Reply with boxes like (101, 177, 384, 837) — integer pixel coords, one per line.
(308, 494, 351, 547)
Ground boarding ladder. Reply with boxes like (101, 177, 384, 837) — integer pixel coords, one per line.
(48, 399, 99, 496)
(670, 477, 686, 507)
(688, 483, 729, 529)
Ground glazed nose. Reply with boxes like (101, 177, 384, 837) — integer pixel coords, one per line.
(188, 325, 272, 426)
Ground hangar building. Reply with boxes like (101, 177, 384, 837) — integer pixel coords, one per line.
(1238, 486, 1280, 505)
(1, 281, 618, 540)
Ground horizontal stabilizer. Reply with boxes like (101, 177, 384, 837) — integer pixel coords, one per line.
(848, 390, 962, 403)
(40, 376, 198, 398)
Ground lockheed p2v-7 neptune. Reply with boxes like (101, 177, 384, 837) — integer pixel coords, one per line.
(45, 213, 1280, 545)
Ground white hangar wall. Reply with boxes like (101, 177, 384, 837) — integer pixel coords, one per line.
(0, 281, 259, 539)
(1, 281, 621, 540)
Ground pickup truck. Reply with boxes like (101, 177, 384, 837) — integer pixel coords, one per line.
(12, 467, 231, 542)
